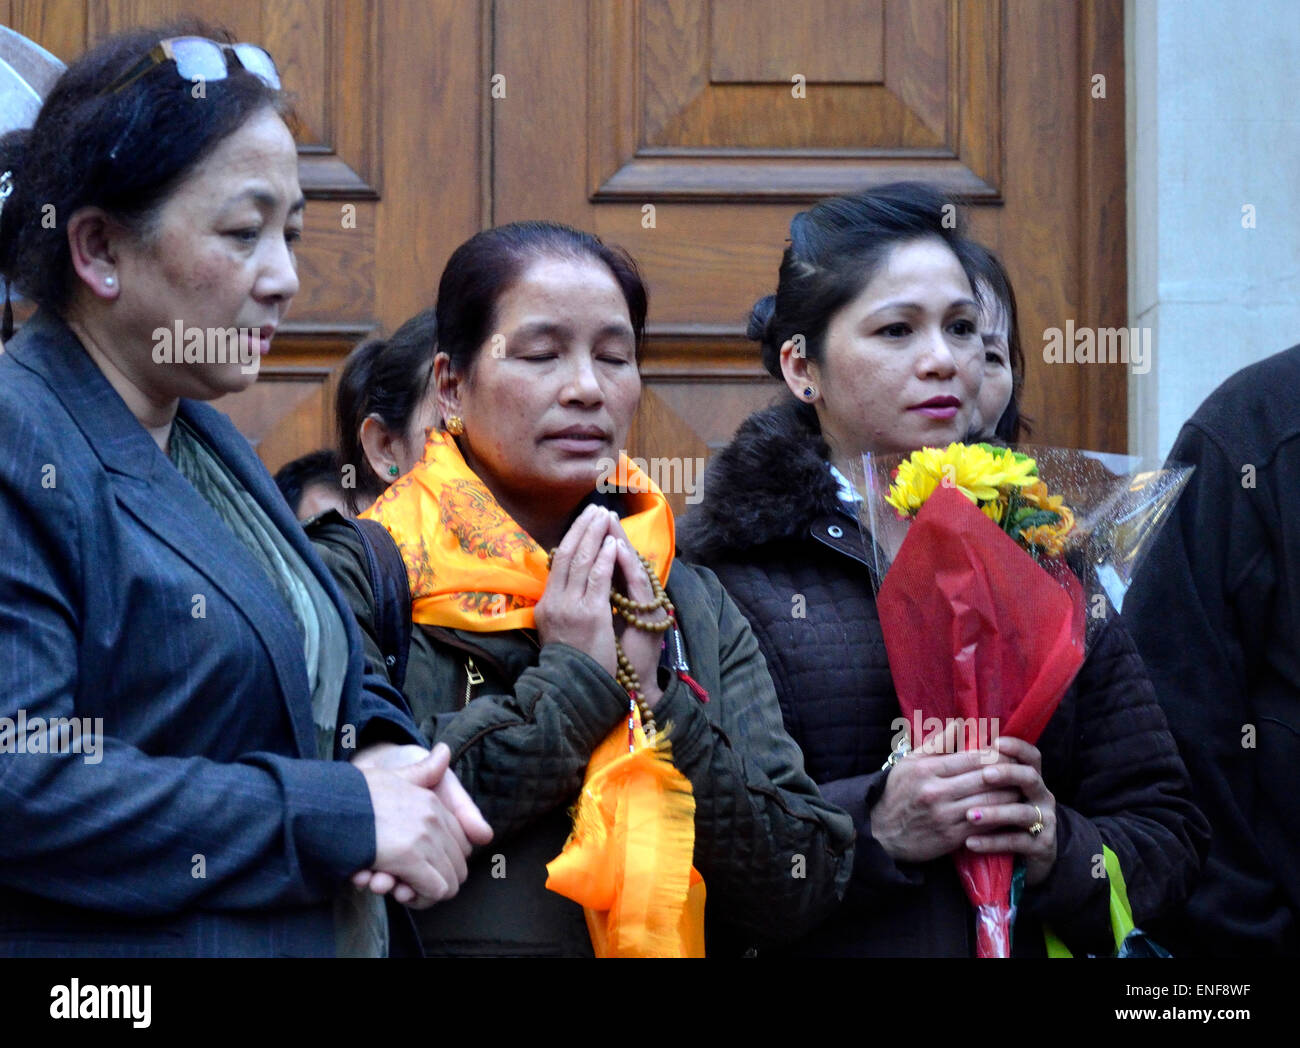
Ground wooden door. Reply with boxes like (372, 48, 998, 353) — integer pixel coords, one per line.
(5, 0, 1126, 515)
(491, 0, 1128, 514)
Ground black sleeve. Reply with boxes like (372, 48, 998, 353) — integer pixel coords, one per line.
(308, 517, 424, 753)
(643, 573, 854, 944)
(1123, 423, 1293, 953)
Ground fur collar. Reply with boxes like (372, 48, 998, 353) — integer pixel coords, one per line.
(679, 399, 844, 558)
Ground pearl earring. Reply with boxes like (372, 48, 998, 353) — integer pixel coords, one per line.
(104, 276, 116, 288)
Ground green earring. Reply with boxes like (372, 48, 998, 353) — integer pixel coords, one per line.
(387, 464, 399, 477)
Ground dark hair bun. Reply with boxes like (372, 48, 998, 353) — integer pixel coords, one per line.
(746, 294, 776, 344)
(747, 293, 785, 380)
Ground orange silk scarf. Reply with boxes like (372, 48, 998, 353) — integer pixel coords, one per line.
(362, 431, 674, 630)
(361, 431, 704, 955)
(544, 711, 707, 957)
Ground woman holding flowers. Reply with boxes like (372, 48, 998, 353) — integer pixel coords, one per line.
(311, 221, 853, 956)
(682, 183, 1207, 956)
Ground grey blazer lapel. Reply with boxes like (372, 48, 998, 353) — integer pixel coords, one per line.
(7, 311, 318, 757)
(178, 399, 371, 737)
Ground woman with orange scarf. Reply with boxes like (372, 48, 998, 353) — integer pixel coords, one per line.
(312, 221, 853, 956)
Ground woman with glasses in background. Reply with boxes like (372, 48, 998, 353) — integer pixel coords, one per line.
(965, 242, 1030, 444)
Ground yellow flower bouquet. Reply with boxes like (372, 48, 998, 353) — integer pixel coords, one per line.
(856, 442, 1192, 957)
(884, 443, 1075, 559)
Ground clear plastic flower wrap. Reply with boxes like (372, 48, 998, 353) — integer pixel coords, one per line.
(850, 444, 1192, 957)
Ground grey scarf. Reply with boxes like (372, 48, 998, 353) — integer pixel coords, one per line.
(169, 419, 385, 957)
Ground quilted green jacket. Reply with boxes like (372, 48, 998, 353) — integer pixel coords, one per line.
(312, 518, 854, 956)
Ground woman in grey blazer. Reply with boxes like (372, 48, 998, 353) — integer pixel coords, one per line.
(0, 20, 489, 957)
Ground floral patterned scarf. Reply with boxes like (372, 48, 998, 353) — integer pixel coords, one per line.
(361, 430, 674, 629)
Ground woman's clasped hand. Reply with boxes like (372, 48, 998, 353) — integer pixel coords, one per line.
(872, 733, 1057, 884)
(535, 505, 671, 710)
(964, 737, 1058, 886)
(352, 742, 494, 907)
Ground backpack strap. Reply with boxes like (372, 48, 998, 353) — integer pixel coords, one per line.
(343, 517, 412, 692)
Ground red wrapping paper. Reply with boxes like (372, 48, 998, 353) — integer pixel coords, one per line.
(876, 484, 1086, 956)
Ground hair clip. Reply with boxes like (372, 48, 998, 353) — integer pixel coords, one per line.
(0, 171, 13, 222)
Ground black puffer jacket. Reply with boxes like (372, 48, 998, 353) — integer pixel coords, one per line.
(680, 400, 1210, 956)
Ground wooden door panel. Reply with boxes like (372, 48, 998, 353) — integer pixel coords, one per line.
(590, 0, 1000, 202)
(2, 0, 87, 59)
(708, 0, 886, 84)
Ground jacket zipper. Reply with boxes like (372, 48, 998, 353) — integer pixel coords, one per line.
(670, 623, 689, 673)
(463, 656, 484, 707)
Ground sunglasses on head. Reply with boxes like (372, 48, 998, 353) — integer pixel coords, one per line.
(102, 36, 280, 96)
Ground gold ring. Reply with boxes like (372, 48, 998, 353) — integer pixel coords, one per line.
(1029, 804, 1044, 837)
